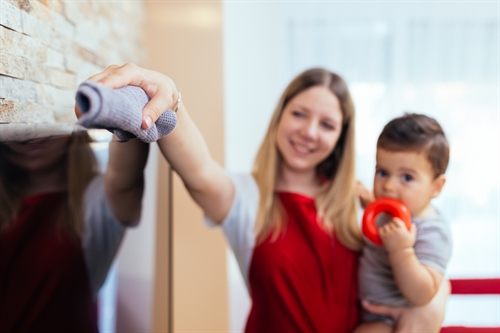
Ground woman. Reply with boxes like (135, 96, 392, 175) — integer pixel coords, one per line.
(89, 63, 449, 332)
(0, 130, 149, 332)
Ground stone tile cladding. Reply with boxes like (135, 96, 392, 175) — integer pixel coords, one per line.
(0, 0, 144, 124)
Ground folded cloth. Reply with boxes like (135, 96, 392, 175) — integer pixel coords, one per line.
(75, 81, 177, 143)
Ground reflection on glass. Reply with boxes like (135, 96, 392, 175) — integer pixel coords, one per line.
(0, 129, 124, 332)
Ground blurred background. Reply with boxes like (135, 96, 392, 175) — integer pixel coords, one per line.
(1, 0, 498, 332)
(223, 1, 499, 331)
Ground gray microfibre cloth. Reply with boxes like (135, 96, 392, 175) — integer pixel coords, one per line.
(75, 81, 177, 143)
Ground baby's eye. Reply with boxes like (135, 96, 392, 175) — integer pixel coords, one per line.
(376, 170, 388, 177)
(402, 174, 413, 182)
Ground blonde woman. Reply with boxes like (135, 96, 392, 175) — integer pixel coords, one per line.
(0, 131, 149, 332)
(90, 63, 450, 332)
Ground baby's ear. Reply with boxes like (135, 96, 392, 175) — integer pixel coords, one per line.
(431, 174, 446, 198)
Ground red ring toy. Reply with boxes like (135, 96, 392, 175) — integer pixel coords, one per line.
(362, 197, 412, 246)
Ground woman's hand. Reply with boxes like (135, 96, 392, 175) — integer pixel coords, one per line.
(356, 181, 374, 209)
(77, 63, 179, 130)
(362, 279, 450, 332)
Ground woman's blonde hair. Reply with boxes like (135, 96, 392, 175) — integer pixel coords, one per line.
(0, 131, 98, 235)
(252, 68, 363, 250)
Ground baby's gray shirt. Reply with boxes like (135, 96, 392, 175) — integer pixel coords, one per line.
(359, 213, 453, 307)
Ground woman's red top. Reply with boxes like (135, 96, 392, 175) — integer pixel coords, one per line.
(245, 192, 360, 333)
(0, 192, 98, 333)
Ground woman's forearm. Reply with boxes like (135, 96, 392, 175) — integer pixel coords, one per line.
(156, 104, 234, 223)
(105, 137, 149, 225)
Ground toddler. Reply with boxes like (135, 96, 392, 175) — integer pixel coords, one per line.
(355, 113, 453, 332)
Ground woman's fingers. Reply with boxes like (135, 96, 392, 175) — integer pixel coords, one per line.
(138, 71, 176, 129)
(142, 89, 172, 129)
(97, 63, 145, 88)
(361, 300, 401, 321)
(356, 181, 374, 208)
(87, 63, 147, 89)
(87, 64, 121, 83)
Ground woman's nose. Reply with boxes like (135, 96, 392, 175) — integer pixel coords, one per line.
(300, 120, 319, 140)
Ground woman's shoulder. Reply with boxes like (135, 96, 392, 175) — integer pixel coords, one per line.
(211, 171, 259, 223)
(225, 171, 259, 202)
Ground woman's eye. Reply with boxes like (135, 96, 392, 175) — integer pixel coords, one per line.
(402, 174, 413, 182)
(321, 122, 334, 130)
(292, 111, 304, 118)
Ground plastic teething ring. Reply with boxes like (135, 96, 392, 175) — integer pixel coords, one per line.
(362, 197, 412, 246)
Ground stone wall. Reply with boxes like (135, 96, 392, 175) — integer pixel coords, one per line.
(0, 0, 144, 124)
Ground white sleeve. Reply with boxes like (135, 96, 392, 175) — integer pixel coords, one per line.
(204, 172, 258, 288)
(82, 175, 127, 296)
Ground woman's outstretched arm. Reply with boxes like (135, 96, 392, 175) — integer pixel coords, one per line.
(104, 137, 149, 226)
(89, 63, 234, 223)
(156, 103, 234, 223)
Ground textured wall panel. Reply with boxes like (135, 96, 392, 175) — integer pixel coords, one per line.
(0, 0, 144, 125)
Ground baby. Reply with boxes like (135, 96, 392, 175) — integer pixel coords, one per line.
(355, 113, 453, 332)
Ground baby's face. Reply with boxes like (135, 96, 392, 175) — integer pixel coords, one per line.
(373, 148, 444, 218)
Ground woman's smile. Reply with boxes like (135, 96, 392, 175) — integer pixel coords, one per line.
(290, 139, 315, 155)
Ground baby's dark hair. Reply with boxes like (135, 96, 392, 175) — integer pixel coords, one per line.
(377, 113, 449, 178)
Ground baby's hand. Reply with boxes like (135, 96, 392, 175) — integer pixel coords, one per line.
(379, 218, 416, 253)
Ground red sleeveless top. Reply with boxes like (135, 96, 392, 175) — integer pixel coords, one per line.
(245, 192, 360, 333)
(0, 192, 98, 333)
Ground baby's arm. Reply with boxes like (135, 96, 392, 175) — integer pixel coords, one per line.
(380, 218, 443, 306)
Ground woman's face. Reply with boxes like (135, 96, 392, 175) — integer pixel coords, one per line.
(1, 135, 71, 173)
(276, 85, 343, 175)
